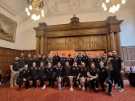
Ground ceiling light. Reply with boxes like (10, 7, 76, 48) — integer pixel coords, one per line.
(101, 0, 127, 13)
(25, 0, 45, 21)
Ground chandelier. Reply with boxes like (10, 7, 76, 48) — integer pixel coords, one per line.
(102, 0, 127, 13)
(25, 0, 45, 21)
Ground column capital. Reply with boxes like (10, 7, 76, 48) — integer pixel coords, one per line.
(34, 22, 47, 37)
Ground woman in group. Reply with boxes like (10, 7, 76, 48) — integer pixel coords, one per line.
(31, 62, 40, 88)
(56, 62, 64, 90)
(71, 62, 80, 89)
(77, 62, 87, 91)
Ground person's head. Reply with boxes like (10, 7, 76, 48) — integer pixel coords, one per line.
(81, 62, 86, 67)
(48, 62, 52, 68)
(28, 53, 32, 58)
(108, 51, 112, 56)
(24, 64, 28, 69)
(103, 52, 107, 57)
(32, 62, 36, 67)
(73, 62, 77, 67)
(65, 61, 70, 67)
(20, 52, 24, 57)
(112, 50, 117, 56)
(15, 57, 19, 61)
(91, 62, 96, 69)
(58, 62, 61, 67)
(40, 62, 44, 67)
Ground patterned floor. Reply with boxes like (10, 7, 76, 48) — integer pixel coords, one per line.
(0, 85, 135, 101)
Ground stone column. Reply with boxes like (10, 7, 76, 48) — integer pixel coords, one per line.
(34, 23, 47, 54)
(115, 32, 121, 54)
(36, 35, 41, 53)
(39, 32, 45, 54)
(110, 32, 116, 51)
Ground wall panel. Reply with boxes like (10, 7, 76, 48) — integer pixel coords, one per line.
(0, 47, 35, 74)
(121, 46, 135, 66)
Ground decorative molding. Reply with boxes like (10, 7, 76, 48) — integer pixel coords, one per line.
(0, 1, 17, 17)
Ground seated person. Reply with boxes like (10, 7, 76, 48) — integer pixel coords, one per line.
(39, 62, 47, 90)
(31, 62, 40, 88)
(87, 62, 99, 91)
(98, 59, 108, 91)
(49, 64, 58, 88)
(17, 64, 30, 88)
(71, 62, 80, 89)
(63, 61, 72, 87)
(56, 62, 64, 90)
(46, 62, 54, 87)
(77, 62, 87, 91)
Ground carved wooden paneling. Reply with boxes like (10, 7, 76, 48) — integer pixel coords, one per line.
(47, 28, 107, 38)
(47, 38, 66, 51)
(65, 37, 78, 50)
(0, 47, 35, 74)
(34, 16, 122, 54)
(121, 46, 135, 66)
(47, 35, 107, 51)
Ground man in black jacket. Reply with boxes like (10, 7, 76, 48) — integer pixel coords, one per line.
(112, 51, 124, 92)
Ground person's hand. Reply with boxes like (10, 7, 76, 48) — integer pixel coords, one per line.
(23, 78, 26, 81)
(121, 70, 124, 74)
(90, 78, 94, 80)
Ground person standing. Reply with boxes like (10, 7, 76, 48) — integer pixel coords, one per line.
(10, 57, 21, 88)
(112, 51, 124, 92)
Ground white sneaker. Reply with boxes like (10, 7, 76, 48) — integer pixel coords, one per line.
(70, 87, 74, 92)
(115, 84, 118, 89)
(119, 89, 125, 92)
(41, 85, 46, 90)
(82, 87, 85, 91)
(79, 85, 81, 89)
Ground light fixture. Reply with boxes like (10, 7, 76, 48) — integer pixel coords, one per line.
(25, 0, 45, 21)
(101, 0, 127, 13)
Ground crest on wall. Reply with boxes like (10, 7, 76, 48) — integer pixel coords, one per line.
(0, 13, 17, 42)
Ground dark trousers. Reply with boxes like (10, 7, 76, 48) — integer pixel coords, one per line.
(99, 78, 106, 91)
(48, 77, 56, 87)
(112, 71, 124, 89)
(88, 79, 99, 90)
(63, 76, 70, 87)
(106, 79, 112, 93)
(117, 76, 124, 89)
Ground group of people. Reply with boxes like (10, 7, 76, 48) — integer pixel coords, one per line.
(10, 51, 125, 96)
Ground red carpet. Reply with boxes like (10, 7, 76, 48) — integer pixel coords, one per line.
(0, 86, 135, 101)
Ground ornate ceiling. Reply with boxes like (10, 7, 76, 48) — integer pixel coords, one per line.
(0, 0, 134, 23)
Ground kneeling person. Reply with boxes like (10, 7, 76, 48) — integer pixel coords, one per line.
(87, 62, 99, 91)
